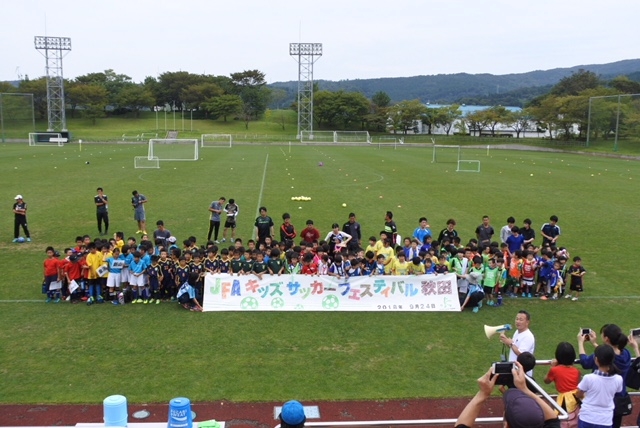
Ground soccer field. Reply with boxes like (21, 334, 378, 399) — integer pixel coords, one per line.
(1, 142, 639, 404)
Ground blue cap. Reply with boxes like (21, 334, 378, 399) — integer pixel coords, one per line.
(280, 400, 306, 425)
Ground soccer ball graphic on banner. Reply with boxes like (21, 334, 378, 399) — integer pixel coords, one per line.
(322, 295, 340, 310)
(271, 297, 285, 309)
(240, 297, 259, 310)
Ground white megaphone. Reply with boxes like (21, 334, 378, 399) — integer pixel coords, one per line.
(484, 324, 512, 339)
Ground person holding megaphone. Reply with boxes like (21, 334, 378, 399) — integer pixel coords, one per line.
(499, 310, 536, 376)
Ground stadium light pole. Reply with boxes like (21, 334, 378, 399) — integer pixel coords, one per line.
(290, 43, 322, 140)
(34, 36, 71, 132)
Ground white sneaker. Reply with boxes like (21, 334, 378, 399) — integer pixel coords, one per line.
(571, 297, 578, 301)
(564, 294, 572, 299)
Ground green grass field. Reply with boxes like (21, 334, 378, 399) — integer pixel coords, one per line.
(1, 141, 639, 404)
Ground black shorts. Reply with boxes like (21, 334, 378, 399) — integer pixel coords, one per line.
(178, 293, 191, 305)
(224, 220, 236, 229)
(570, 283, 583, 292)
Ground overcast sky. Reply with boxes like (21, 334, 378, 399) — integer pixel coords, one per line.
(2, 0, 638, 84)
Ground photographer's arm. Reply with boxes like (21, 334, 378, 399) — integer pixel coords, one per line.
(455, 368, 496, 427)
(629, 335, 640, 358)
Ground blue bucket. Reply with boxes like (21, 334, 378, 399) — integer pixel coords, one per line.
(103, 395, 128, 427)
(168, 397, 193, 428)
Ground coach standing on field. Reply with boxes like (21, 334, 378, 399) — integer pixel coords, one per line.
(254, 206, 274, 245)
(13, 194, 31, 243)
(95, 187, 109, 236)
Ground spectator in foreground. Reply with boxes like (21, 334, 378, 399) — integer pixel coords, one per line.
(279, 400, 306, 428)
(544, 342, 581, 428)
(454, 361, 559, 428)
(578, 324, 631, 428)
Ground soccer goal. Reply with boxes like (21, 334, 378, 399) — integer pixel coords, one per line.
(28, 132, 64, 147)
(432, 144, 460, 163)
(300, 131, 336, 143)
(134, 156, 160, 169)
(148, 139, 198, 161)
(457, 160, 481, 172)
(200, 134, 233, 148)
(370, 136, 404, 149)
(335, 131, 371, 143)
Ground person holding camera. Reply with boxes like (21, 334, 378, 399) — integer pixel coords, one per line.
(500, 310, 536, 376)
(578, 324, 632, 428)
(455, 361, 560, 428)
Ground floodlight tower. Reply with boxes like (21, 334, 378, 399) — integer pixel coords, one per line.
(289, 43, 322, 140)
(34, 36, 71, 132)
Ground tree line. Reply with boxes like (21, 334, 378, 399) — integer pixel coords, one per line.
(0, 69, 271, 128)
(1, 69, 639, 139)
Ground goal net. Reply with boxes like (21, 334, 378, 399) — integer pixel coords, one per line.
(457, 160, 481, 173)
(300, 131, 335, 143)
(432, 145, 460, 163)
(201, 134, 233, 148)
(148, 139, 198, 161)
(1, 93, 35, 140)
(134, 156, 160, 169)
(29, 132, 64, 147)
(587, 93, 640, 150)
(335, 131, 371, 143)
(300, 130, 371, 143)
(370, 136, 404, 149)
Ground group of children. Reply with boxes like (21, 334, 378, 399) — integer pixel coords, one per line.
(452, 241, 587, 313)
(41, 214, 585, 313)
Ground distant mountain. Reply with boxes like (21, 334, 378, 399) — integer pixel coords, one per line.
(270, 59, 640, 107)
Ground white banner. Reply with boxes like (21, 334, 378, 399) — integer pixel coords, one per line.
(203, 273, 460, 312)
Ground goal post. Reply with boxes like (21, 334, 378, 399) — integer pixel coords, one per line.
(335, 131, 371, 143)
(134, 156, 160, 169)
(456, 160, 481, 173)
(370, 136, 404, 149)
(29, 132, 64, 147)
(299, 130, 371, 143)
(300, 131, 335, 143)
(432, 144, 460, 163)
(148, 139, 198, 161)
(200, 134, 233, 148)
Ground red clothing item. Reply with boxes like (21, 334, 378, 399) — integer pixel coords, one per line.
(301, 226, 320, 243)
(43, 257, 60, 277)
(522, 259, 537, 280)
(61, 259, 83, 280)
(301, 262, 318, 275)
(546, 365, 580, 393)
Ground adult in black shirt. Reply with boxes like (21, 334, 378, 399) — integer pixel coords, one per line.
(438, 218, 459, 245)
(540, 215, 560, 247)
(519, 218, 536, 247)
(94, 187, 109, 236)
(342, 212, 361, 251)
(12, 194, 31, 242)
(254, 206, 274, 245)
(384, 211, 398, 245)
(475, 215, 494, 247)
